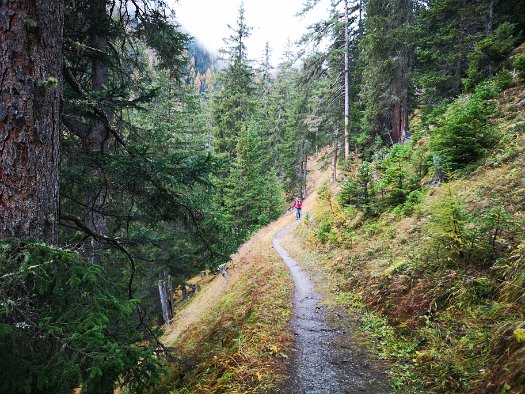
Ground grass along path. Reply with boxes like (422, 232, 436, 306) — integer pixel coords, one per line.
(161, 206, 301, 392)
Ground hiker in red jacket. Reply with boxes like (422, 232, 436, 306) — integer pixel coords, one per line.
(292, 196, 303, 220)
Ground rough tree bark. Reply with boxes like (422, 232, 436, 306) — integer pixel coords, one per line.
(0, 0, 64, 243)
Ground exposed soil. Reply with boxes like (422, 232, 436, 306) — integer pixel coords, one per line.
(274, 221, 389, 394)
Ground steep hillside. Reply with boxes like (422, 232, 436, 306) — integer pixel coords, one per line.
(160, 219, 293, 393)
(294, 70, 525, 391)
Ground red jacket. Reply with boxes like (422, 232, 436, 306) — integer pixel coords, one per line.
(292, 199, 302, 209)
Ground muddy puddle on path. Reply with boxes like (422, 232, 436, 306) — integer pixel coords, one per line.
(273, 221, 389, 394)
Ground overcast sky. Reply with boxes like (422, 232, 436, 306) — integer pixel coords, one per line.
(171, 0, 330, 66)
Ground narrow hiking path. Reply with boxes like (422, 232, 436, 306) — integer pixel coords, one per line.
(274, 221, 389, 394)
(161, 150, 390, 392)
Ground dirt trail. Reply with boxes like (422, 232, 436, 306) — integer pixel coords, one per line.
(274, 222, 389, 394)
(163, 150, 389, 392)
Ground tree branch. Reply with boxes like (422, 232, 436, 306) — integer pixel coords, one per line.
(60, 213, 136, 300)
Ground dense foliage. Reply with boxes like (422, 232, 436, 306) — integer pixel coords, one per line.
(0, 241, 163, 393)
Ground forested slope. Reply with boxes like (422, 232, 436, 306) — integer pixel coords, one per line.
(295, 48, 525, 392)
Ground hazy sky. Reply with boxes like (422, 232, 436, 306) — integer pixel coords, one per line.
(172, 0, 330, 66)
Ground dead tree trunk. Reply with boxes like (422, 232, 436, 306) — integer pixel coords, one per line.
(0, 0, 64, 243)
(180, 275, 188, 300)
(167, 274, 174, 317)
(158, 279, 171, 326)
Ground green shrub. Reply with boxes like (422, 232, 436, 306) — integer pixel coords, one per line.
(430, 83, 498, 173)
(513, 53, 525, 79)
(317, 220, 332, 243)
(494, 69, 514, 92)
(473, 204, 517, 263)
(338, 162, 376, 210)
(426, 192, 469, 265)
(463, 22, 516, 91)
(396, 189, 424, 216)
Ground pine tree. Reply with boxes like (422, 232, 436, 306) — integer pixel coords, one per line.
(211, 3, 256, 158)
(223, 123, 284, 236)
(360, 0, 414, 145)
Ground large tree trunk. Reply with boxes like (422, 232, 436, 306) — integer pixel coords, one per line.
(343, 0, 350, 161)
(0, 0, 64, 243)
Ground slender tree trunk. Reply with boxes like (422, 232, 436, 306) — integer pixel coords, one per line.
(303, 154, 308, 198)
(84, 0, 110, 241)
(392, 102, 401, 144)
(299, 160, 304, 198)
(167, 274, 174, 316)
(158, 279, 171, 326)
(344, 0, 350, 160)
(358, 0, 363, 34)
(486, 0, 494, 34)
(402, 89, 409, 141)
(180, 275, 188, 299)
(333, 128, 339, 185)
(486, 0, 494, 77)
(0, 0, 64, 243)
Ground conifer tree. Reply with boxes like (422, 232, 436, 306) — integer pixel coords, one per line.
(360, 0, 414, 145)
(211, 3, 255, 158)
(224, 123, 284, 235)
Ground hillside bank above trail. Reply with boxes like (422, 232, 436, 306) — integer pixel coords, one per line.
(293, 80, 525, 393)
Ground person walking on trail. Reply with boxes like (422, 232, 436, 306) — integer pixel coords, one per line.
(292, 196, 303, 220)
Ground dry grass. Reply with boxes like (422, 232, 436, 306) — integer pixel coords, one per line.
(160, 218, 294, 393)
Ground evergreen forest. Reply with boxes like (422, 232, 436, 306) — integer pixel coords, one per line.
(1, 0, 525, 393)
